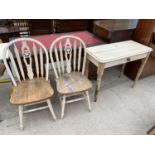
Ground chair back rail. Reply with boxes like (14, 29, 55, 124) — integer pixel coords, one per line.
(49, 35, 87, 78)
(3, 38, 49, 86)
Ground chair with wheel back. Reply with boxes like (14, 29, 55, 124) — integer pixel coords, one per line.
(49, 35, 92, 118)
(3, 38, 57, 130)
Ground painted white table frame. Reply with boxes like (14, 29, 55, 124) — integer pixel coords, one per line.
(86, 40, 153, 102)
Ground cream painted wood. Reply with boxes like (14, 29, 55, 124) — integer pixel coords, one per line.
(14, 44, 25, 80)
(86, 91, 92, 111)
(54, 47, 61, 75)
(65, 38, 72, 73)
(104, 53, 148, 68)
(59, 42, 65, 74)
(46, 99, 57, 120)
(61, 95, 66, 118)
(9, 51, 21, 82)
(87, 40, 152, 63)
(95, 63, 105, 102)
(50, 35, 87, 78)
(33, 43, 39, 78)
(19, 105, 24, 130)
(0, 43, 9, 60)
(0, 43, 11, 83)
(86, 40, 153, 101)
(39, 47, 44, 78)
(65, 97, 85, 104)
(73, 40, 77, 71)
(78, 43, 82, 71)
(132, 53, 150, 88)
(21, 41, 34, 79)
(2, 38, 57, 130)
(120, 63, 126, 78)
(24, 106, 48, 113)
(50, 36, 92, 118)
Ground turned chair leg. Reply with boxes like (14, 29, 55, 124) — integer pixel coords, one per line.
(86, 91, 92, 111)
(46, 99, 57, 120)
(19, 105, 24, 130)
(61, 95, 66, 119)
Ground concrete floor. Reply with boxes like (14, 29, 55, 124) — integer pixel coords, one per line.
(0, 67, 155, 134)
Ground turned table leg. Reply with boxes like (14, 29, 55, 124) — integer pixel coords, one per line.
(132, 53, 150, 88)
(94, 63, 104, 102)
(120, 63, 126, 78)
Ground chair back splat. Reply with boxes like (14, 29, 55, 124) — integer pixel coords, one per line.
(49, 35, 87, 78)
(3, 38, 49, 86)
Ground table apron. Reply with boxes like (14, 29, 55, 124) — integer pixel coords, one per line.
(87, 52, 148, 69)
(87, 54, 99, 67)
(104, 53, 148, 68)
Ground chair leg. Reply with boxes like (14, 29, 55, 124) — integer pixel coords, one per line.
(46, 99, 57, 121)
(86, 91, 92, 111)
(19, 105, 24, 130)
(61, 95, 66, 119)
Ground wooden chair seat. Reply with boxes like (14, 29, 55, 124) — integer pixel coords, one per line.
(10, 78, 54, 105)
(56, 72, 92, 95)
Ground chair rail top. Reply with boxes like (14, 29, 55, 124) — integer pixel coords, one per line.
(2, 37, 48, 60)
(49, 35, 87, 52)
(86, 40, 153, 63)
(2, 37, 50, 86)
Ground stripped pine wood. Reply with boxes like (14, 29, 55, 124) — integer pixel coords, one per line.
(56, 72, 92, 95)
(3, 38, 57, 130)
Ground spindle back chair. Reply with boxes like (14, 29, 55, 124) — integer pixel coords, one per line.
(49, 35, 92, 118)
(3, 38, 57, 130)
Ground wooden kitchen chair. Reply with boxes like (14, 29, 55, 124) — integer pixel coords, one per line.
(49, 35, 92, 118)
(3, 38, 57, 130)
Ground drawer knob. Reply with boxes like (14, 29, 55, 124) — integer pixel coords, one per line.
(127, 57, 131, 61)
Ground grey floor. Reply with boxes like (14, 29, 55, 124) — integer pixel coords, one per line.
(0, 67, 155, 135)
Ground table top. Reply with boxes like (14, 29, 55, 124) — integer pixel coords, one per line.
(94, 20, 137, 32)
(86, 40, 153, 63)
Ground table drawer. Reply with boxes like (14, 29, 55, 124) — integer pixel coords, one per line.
(105, 53, 148, 68)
